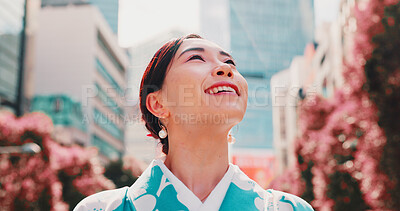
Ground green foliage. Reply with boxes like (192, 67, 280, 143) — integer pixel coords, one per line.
(327, 172, 368, 211)
(105, 159, 137, 188)
(364, 2, 400, 209)
(58, 171, 86, 209)
(13, 187, 52, 211)
(299, 158, 314, 203)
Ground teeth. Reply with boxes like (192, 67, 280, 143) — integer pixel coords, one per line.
(207, 86, 236, 94)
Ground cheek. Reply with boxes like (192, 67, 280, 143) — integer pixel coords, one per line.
(168, 73, 199, 95)
(238, 77, 249, 109)
(238, 75, 249, 97)
(162, 72, 204, 107)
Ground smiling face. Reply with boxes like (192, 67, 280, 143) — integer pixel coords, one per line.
(159, 38, 248, 126)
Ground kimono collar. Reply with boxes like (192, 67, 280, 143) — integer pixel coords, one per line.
(127, 159, 235, 211)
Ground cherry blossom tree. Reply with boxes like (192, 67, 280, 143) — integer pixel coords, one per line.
(0, 111, 114, 210)
(270, 0, 400, 210)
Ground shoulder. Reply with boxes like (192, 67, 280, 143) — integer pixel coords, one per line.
(229, 164, 267, 196)
(228, 164, 314, 211)
(73, 187, 129, 211)
(266, 189, 314, 211)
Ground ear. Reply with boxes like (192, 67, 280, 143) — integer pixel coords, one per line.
(146, 91, 170, 118)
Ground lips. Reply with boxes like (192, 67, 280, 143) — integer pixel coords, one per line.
(204, 81, 240, 96)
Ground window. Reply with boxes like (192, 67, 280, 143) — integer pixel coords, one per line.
(95, 83, 124, 117)
(95, 58, 124, 96)
(54, 97, 63, 113)
(97, 32, 124, 74)
(93, 108, 123, 141)
(91, 135, 121, 160)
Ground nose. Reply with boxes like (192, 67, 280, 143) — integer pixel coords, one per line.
(212, 63, 233, 78)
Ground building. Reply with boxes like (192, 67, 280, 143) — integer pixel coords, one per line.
(270, 52, 314, 175)
(228, 0, 314, 149)
(199, 0, 231, 51)
(31, 94, 88, 145)
(0, 0, 41, 115)
(0, 0, 26, 114)
(200, 0, 314, 187)
(124, 30, 185, 164)
(33, 5, 129, 161)
(41, 0, 119, 34)
(271, 0, 355, 175)
(201, 0, 315, 149)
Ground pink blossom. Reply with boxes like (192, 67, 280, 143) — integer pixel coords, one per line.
(0, 111, 115, 210)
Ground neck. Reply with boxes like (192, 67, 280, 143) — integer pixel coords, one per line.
(164, 124, 230, 202)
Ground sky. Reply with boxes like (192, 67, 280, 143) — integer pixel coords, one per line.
(118, 0, 340, 48)
(118, 0, 200, 47)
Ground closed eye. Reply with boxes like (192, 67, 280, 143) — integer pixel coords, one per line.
(187, 55, 205, 62)
(225, 59, 236, 66)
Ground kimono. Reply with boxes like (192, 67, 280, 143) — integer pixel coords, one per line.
(74, 159, 313, 211)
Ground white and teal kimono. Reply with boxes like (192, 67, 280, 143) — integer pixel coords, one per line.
(74, 159, 313, 211)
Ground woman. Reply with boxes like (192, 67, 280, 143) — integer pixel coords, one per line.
(74, 34, 314, 211)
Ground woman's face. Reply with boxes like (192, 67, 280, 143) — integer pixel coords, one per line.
(160, 38, 248, 126)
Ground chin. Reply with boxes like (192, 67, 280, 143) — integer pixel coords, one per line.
(207, 107, 245, 126)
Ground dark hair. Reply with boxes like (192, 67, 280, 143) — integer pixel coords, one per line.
(139, 34, 202, 155)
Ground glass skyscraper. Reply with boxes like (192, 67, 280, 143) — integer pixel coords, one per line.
(0, 0, 26, 114)
(230, 0, 314, 149)
(41, 0, 119, 34)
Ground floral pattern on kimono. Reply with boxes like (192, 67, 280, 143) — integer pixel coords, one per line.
(74, 160, 313, 211)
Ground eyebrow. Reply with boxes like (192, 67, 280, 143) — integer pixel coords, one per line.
(178, 47, 234, 59)
(178, 47, 204, 58)
(219, 50, 233, 58)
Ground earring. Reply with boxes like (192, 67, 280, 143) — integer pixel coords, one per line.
(158, 120, 168, 139)
(228, 133, 236, 144)
(159, 125, 167, 139)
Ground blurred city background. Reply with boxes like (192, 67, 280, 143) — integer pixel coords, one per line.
(1, 0, 399, 210)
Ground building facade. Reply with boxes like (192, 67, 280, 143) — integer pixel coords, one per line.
(271, 0, 354, 175)
(31, 94, 88, 145)
(41, 0, 119, 34)
(200, 0, 315, 187)
(229, 0, 315, 149)
(0, 0, 27, 114)
(271, 54, 313, 175)
(0, 0, 45, 116)
(33, 5, 129, 161)
(201, 0, 315, 149)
